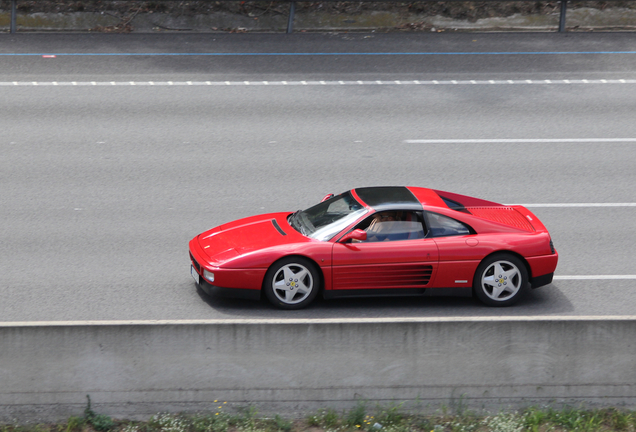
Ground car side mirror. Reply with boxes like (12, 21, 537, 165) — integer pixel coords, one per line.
(340, 229, 367, 243)
(321, 193, 334, 202)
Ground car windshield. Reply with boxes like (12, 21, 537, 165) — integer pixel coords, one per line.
(288, 191, 367, 241)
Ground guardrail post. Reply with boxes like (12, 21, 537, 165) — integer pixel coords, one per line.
(10, 0, 17, 33)
(558, 0, 567, 32)
(286, 1, 296, 33)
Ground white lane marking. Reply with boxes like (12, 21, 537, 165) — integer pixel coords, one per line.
(4, 315, 636, 327)
(404, 138, 636, 144)
(517, 203, 636, 208)
(555, 275, 636, 280)
(1, 79, 636, 87)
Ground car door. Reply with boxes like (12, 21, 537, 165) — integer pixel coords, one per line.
(330, 210, 439, 292)
(425, 211, 487, 288)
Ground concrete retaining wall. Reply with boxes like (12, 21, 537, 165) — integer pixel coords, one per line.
(1, 317, 636, 422)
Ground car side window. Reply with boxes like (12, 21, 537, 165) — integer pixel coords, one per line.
(355, 211, 425, 242)
(425, 212, 473, 237)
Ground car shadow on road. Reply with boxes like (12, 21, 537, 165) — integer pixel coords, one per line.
(196, 282, 574, 318)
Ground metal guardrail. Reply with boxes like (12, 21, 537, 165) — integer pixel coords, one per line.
(7, 0, 576, 34)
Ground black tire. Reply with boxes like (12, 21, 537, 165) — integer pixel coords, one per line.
(263, 257, 320, 310)
(473, 253, 529, 307)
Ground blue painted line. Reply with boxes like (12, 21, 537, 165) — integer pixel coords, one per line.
(1, 51, 636, 56)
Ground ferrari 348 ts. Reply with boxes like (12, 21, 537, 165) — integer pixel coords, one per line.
(189, 187, 558, 309)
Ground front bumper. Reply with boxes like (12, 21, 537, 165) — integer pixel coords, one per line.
(194, 272, 261, 301)
(189, 250, 262, 301)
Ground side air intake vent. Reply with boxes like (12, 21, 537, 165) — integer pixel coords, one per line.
(333, 264, 433, 290)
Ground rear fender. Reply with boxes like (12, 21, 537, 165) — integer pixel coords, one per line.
(476, 250, 532, 283)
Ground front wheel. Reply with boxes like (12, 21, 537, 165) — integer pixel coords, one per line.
(473, 253, 528, 306)
(263, 257, 320, 310)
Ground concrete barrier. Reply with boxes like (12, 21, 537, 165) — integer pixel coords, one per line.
(2, 317, 636, 422)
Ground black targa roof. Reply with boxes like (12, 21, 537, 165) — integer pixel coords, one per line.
(354, 187, 423, 212)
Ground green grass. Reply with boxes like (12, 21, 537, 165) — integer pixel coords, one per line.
(3, 403, 636, 432)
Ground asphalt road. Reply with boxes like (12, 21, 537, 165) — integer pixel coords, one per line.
(2, 32, 636, 321)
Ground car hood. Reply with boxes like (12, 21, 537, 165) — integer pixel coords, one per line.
(195, 212, 302, 264)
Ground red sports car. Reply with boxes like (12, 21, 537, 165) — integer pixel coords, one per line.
(189, 187, 558, 309)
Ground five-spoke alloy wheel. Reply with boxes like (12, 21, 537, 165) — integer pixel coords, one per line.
(473, 253, 528, 306)
(264, 257, 320, 309)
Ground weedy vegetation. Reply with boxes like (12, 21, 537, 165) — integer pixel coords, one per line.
(2, 398, 636, 432)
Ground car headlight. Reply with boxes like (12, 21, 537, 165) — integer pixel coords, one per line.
(203, 269, 215, 283)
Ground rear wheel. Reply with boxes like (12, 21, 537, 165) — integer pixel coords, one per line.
(264, 257, 320, 310)
(473, 253, 528, 306)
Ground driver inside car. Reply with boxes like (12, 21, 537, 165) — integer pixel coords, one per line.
(365, 211, 403, 242)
